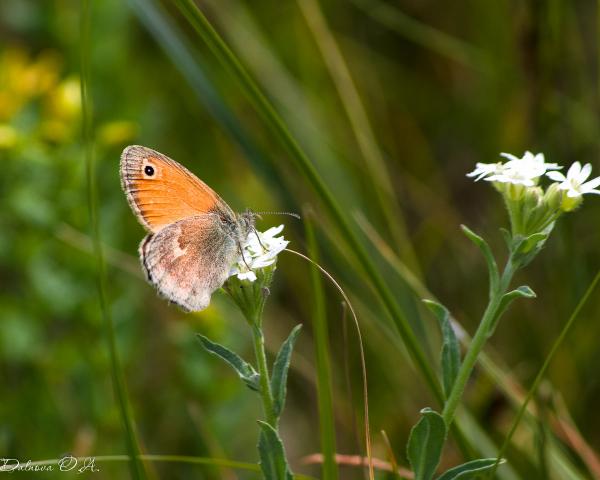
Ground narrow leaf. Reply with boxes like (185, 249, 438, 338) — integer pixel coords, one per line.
(436, 458, 505, 480)
(461, 225, 499, 296)
(197, 334, 260, 391)
(271, 325, 302, 417)
(423, 300, 460, 399)
(257, 421, 293, 480)
(489, 286, 536, 335)
(407, 408, 447, 480)
(520, 232, 548, 254)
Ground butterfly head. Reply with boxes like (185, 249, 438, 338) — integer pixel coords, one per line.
(237, 209, 257, 239)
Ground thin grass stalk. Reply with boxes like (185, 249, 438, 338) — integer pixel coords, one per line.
(297, 0, 422, 276)
(80, 2, 146, 478)
(171, 0, 443, 406)
(305, 213, 339, 480)
(23, 455, 316, 480)
(489, 268, 600, 477)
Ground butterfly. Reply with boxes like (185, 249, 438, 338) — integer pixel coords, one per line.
(120, 145, 255, 312)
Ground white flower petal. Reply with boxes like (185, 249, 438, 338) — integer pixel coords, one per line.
(567, 161, 581, 179)
(582, 176, 600, 190)
(237, 271, 257, 282)
(579, 163, 592, 182)
(499, 152, 520, 162)
(546, 171, 566, 182)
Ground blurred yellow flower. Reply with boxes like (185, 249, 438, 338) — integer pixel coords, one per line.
(0, 124, 18, 149)
(0, 48, 61, 121)
(45, 76, 81, 121)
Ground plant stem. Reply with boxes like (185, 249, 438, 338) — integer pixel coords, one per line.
(251, 323, 278, 428)
(442, 257, 516, 425)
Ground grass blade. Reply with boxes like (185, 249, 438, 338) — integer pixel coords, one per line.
(349, 0, 489, 71)
(128, 0, 297, 209)
(296, 0, 421, 275)
(80, 2, 146, 478)
(305, 213, 339, 480)
(172, 0, 443, 407)
(490, 267, 600, 477)
(23, 455, 316, 479)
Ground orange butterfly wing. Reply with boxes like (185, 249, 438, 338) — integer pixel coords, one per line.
(120, 145, 233, 233)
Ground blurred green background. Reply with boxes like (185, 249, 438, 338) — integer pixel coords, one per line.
(1, 0, 599, 478)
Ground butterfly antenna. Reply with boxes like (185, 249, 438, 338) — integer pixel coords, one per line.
(254, 211, 301, 220)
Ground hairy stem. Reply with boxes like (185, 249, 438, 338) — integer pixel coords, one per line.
(251, 324, 278, 428)
(442, 257, 516, 425)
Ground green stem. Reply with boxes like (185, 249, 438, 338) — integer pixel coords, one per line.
(251, 324, 278, 428)
(442, 257, 516, 425)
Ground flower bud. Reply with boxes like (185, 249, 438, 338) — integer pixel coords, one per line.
(543, 182, 562, 211)
(560, 194, 583, 212)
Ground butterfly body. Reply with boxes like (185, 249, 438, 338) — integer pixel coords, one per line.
(120, 145, 254, 312)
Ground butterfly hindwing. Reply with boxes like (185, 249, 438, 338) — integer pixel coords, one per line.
(139, 214, 239, 312)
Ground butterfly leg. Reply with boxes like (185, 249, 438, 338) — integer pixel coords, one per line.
(238, 242, 252, 270)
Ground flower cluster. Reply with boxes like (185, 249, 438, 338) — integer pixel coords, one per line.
(224, 225, 288, 326)
(229, 225, 289, 282)
(468, 151, 600, 200)
(467, 151, 599, 247)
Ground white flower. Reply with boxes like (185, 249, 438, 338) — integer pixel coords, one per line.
(229, 225, 289, 282)
(546, 161, 600, 197)
(467, 151, 562, 186)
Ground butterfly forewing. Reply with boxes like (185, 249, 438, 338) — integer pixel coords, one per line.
(120, 145, 235, 233)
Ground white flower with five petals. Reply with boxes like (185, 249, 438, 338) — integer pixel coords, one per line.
(546, 162, 600, 198)
(229, 225, 289, 282)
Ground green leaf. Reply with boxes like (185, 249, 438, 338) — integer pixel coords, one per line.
(436, 458, 505, 480)
(257, 421, 293, 480)
(271, 325, 302, 417)
(489, 286, 536, 335)
(520, 232, 548, 254)
(407, 408, 447, 480)
(461, 225, 499, 297)
(423, 300, 460, 399)
(196, 334, 260, 391)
